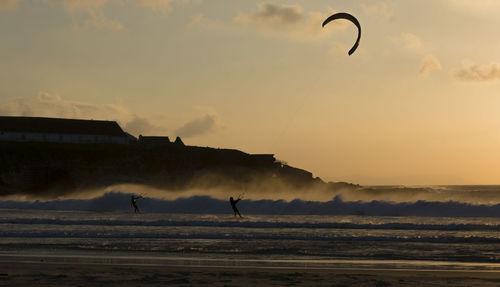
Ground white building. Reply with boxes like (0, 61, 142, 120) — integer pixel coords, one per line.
(0, 116, 131, 144)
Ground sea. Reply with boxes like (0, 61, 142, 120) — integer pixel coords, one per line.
(2, 185, 500, 271)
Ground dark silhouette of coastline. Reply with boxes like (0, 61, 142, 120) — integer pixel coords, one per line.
(0, 140, 358, 198)
(0, 116, 359, 198)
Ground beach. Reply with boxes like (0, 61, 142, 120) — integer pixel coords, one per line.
(3, 209, 500, 286)
(3, 260, 500, 286)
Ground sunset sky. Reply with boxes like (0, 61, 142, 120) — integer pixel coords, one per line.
(1, 0, 500, 185)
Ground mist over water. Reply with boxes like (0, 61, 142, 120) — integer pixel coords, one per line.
(9, 182, 500, 204)
(342, 185, 500, 205)
(2, 184, 500, 217)
(3, 187, 500, 267)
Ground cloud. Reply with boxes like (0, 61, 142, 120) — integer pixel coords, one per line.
(419, 55, 441, 76)
(233, 3, 345, 40)
(234, 2, 303, 27)
(449, 0, 500, 11)
(39, 0, 191, 30)
(0, 92, 126, 119)
(125, 115, 168, 136)
(51, 0, 122, 31)
(175, 108, 220, 138)
(394, 32, 422, 52)
(75, 9, 124, 31)
(135, 0, 179, 15)
(189, 13, 205, 26)
(453, 60, 500, 82)
(392, 33, 442, 77)
(0, 0, 20, 11)
(57, 0, 109, 10)
(0, 92, 167, 136)
(295, 11, 345, 39)
(360, 2, 395, 21)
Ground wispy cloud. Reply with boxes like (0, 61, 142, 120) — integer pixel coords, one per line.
(47, 0, 121, 31)
(69, 8, 124, 31)
(419, 55, 442, 76)
(453, 60, 500, 82)
(233, 3, 345, 40)
(392, 32, 442, 77)
(57, 0, 109, 10)
(189, 13, 205, 26)
(38, 0, 192, 30)
(175, 107, 221, 138)
(125, 115, 168, 136)
(0, 92, 167, 136)
(394, 32, 422, 52)
(360, 1, 395, 21)
(135, 0, 189, 16)
(0, 0, 20, 12)
(449, 0, 500, 11)
(234, 3, 303, 27)
(0, 92, 125, 119)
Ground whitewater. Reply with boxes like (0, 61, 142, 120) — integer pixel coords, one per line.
(2, 186, 500, 271)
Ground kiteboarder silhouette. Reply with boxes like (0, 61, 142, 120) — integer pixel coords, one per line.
(131, 194, 143, 214)
(229, 195, 243, 218)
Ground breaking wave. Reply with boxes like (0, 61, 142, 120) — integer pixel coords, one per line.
(3, 190, 500, 217)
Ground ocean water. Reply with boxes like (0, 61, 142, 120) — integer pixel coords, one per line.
(2, 208, 500, 271)
(3, 186, 500, 270)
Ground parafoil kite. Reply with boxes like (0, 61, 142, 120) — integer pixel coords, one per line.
(322, 12, 361, 56)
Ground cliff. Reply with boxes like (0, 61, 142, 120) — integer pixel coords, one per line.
(0, 141, 358, 198)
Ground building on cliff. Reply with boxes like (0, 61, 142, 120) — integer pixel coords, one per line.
(138, 135, 171, 147)
(0, 116, 132, 144)
(137, 135, 187, 147)
(174, 136, 184, 146)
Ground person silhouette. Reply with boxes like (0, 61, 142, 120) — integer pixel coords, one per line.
(131, 195, 143, 214)
(229, 196, 242, 218)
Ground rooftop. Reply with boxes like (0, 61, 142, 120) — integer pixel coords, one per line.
(0, 116, 126, 136)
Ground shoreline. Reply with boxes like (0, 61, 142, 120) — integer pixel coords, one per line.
(3, 252, 500, 271)
(2, 261, 500, 286)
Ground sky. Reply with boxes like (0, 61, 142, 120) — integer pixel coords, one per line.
(1, 0, 500, 185)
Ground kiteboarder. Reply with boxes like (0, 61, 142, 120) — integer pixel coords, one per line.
(229, 196, 243, 218)
(131, 194, 143, 214)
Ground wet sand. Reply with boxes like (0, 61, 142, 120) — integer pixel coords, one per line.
(2, 261, 500, 286)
